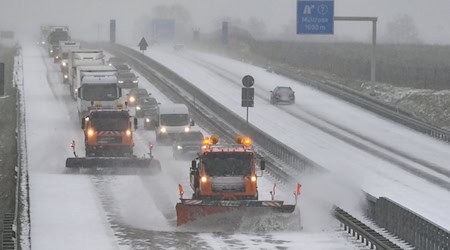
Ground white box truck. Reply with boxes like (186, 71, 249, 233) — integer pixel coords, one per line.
(68, 49, 104, 99)
(58, 41, 80, 83)
(76, 65, 122, 119)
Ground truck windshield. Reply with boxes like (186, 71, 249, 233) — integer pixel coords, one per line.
(160, 114, 189, 126)
(91, 118, 128, 131)
(81, 84, 118, 101)
(49, 31, 69, 45)
(203, 153, 252, 176)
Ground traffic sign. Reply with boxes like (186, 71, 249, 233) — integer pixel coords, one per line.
(242, 75, 254, 87)
(109, 19, 116, 43)
(297, 0, 334, 34)
(241, 87, 254, 107)
(138, 37, 148, 52)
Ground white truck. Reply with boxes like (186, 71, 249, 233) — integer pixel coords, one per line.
(75, 65, 122, 119)
(155, 104, 195, 144)
(58, 41, 80, 83)
(68, 49, 105, 99)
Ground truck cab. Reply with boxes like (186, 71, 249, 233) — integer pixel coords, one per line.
(189, 136, 265, 200)
(82, 110, 137, 157)
(155, 104, 194, 144)
(68, 50, 105, 99)
(76, 65, 121, 120)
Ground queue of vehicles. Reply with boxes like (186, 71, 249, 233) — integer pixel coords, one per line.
(39, 27, 300, 227)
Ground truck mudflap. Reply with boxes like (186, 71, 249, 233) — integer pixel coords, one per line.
(175, 199, 296, 226)
(65, 157, 161, 175)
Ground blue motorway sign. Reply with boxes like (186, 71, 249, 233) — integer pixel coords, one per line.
(297, 0, 334, 34)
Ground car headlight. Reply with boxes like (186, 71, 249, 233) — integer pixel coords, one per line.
(64, 74, 68, 79)
(108, 63, 112, 66)
(129, 96, 135, 103)
(136, 106, 141, 110)
(133, 80, 138, 83)
(118, 80, 124, 83)
(50, 49, 53, 53)
(61, 62, 67, 67)
(177, 145, 183, 150)
(184, 127, 190, 132)
(145, 118, 150, 123)
(160, 127, 167, 133)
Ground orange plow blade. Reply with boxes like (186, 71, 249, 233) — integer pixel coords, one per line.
(176, 199, 296, 226)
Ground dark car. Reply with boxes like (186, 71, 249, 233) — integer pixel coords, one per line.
(107, 57, 126, 67)
(118, 72, 139, 89)
(127, 88, 150, 106)
(114, 63, 132, 73)
(136, 97, 159, 118)
(172, 131, 204, 159)
(270, 86, 295, 105)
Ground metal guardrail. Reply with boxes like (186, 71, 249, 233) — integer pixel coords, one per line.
(102, 43, 407, 249)
(371, 197, 450, 250)
(272, 66, 450, 143)
(335, 208, 403, 250)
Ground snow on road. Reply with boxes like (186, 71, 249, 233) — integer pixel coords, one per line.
(21, 43, 364, 249)
(135, 45, 450, 230)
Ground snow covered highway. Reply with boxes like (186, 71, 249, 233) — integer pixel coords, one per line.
(19, 43, 372, 250)
(121, 44, 450, 231)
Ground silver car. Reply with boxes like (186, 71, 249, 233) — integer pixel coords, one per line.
(270, 86, 295, 105)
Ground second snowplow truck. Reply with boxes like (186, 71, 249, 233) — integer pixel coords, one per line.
(176, 135, 300, 226)
(66, 109, 161, 174)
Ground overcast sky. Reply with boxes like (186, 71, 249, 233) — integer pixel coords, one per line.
(0, 0, 449, 44)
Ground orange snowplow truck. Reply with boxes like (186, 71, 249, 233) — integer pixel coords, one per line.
(176, 136, 300, 226)
(65, 109, 161, 171)
(82, 109, 137, 157)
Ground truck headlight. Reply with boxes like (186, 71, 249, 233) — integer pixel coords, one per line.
(50, 49, 53, 53)
(126, 129, 131, 136)
(64, 74, 68, 79)
(177, 145, 183, 150)
(184, 127, 190, 132)
(61, 61, 67, 67)
(133, 80, 138, 83)
(118, 80, 124, 83)
(145, 118, 150, 123)
(136, 106, 141, 110)
(129, 96, 135, 103)
(160, 127, 167, 133)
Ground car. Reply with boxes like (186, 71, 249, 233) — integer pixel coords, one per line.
(107, 57, 126, 67)
(135, 97, 159, 118)
(127, 88, 150, 106)
(117, 71, 139, 88)
(172, 131, 204, 159)
(114, 63, 131, 73)
(270, 86, 295, 105)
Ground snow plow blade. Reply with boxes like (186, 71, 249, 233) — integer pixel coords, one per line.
(65, 157, 161, 175)
(176, 199, 296, 226)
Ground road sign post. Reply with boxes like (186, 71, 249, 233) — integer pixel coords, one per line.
(241, 75, 255, 126)
(297, 0, 334, 34)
